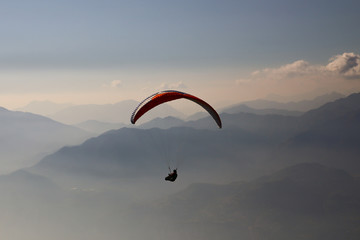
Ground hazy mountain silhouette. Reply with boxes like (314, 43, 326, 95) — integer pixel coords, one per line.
(186, 92, 342, 122)
(273, 93, 360, 173)
(31, 92, 360, 182)
(300, 92, 360, 126)
(235, 92, 344, 112)
(16, 100, 73, 116)
(32, 126, 269, 183)
(185, 111, 209, 121)
(138, 116, 185, 129)
(186, 112, 299, 138)
(74, 120, 127, 134)
(0, 107, 92, 173)
(2, 92, 360, 240)
(48, 100, 185, 125)
(186, 105, 301, 124)
(186, 93, 353, 132)
(221, 104, 303, 116)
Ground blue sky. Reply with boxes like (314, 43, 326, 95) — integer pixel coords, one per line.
(1, 0, 360, 110)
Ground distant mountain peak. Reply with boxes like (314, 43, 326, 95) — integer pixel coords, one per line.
(138, 116, 185, 129)
(301, 92, 360, 122)
(227, 92, 346, 112)
(0, 106, 9, 112)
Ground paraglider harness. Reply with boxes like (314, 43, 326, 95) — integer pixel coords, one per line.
(165, 168, 178, 182)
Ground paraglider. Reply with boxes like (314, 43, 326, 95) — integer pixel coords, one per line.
(130, 90, 222, 182)
(130, 90, 222, 128)
(165, 169, 178, 182)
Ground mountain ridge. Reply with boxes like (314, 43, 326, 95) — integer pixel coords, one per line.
(0, 108, 93, 174)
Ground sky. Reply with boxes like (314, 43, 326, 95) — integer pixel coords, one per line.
(1, 0, 360, 111)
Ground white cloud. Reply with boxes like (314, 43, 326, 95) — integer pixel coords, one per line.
(102, 80, 123, 89)
(235, 78, 252, 85)
(250, 60, 319, 80)
(326, 52, 360, 79)
(159, 81, 187, 90)
(110, 80, 122, 88)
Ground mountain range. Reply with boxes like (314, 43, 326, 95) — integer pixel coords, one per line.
(30, 92, 360, 182)
(15, 92, 344, 125)
(1, 92, 360, 239)
(4, 92, 359, 179)
(74, 120, 127, 134)
(228, 91, 345, 112)
(19, 100, 186, 125)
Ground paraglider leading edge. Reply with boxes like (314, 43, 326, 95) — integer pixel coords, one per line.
(130, 90, 222, 128)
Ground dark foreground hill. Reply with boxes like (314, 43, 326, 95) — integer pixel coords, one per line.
(134, 163, 360, 240)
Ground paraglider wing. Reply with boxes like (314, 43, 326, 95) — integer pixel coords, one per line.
(131, 90, 222, 128)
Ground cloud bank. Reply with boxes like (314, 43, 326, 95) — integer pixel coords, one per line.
(247, 52, 360, 81)
(326, 52, 360, 78)
(234, 52, 360, 101)
(250, 60, 317, 80)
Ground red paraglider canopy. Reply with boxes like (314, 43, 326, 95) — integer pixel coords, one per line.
(131, 90, 222, 128)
